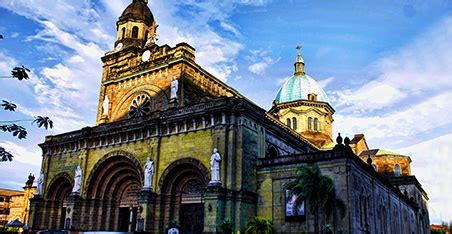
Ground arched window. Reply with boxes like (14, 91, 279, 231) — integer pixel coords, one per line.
(132, 26, 139, 38)
(286, 118, 291, 128)
(121, 27, 125, 39)
(394, 164, 401, 176)
(292, 117, 297, 130)
(308, 117, 312, 130)
(314, 118, 319, 131)
(267, 145, 278, 158)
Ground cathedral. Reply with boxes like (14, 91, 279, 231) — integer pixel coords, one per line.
(28, 0, 430, 233)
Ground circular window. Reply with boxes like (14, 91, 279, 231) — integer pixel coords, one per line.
(128, 94, 152, 118)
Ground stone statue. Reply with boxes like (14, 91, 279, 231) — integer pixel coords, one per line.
(25, 173, 35, 187)
(170, 77, 178, 100)
(36, 171, 44, 195)
(102, 94, 109, 116)
(143, 157, 154, 189)
(209, 148, 221, 184)
(72, 165, 82, 194)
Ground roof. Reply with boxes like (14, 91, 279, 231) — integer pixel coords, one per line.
(118, 0, 154, 26)
(274, 74, 330, 104)
(6, 219, 24, 227)
(0, 188, 24, 196)
(350, 134, 364, 144)
(359, 149, 406, 157)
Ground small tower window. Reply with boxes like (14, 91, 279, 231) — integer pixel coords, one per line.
(132, 26, 139, 39)
(121, 27, 125, 40)
(144, 31, 148, 43)
(286, 118, 291, 128)
(308, 117, 312, 130)
(292, 117, 297, 130)
(314, 118, 319, 131)
(394, 164, 401, 176)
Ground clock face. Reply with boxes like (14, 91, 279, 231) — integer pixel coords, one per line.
(115, 43, 123, 51)
(142, 50, 151, 62)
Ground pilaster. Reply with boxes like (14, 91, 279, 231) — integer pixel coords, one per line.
(28, 195, 45, 231)
(203, 185, 226, 233)
(137, 189, 158, 232)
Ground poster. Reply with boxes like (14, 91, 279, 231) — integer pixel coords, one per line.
(285, 189, 305, 219)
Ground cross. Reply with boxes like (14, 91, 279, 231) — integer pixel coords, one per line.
(296, 44, 302, 55)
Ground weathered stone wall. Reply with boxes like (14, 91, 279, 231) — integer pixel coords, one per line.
(256, 150, 426, 234)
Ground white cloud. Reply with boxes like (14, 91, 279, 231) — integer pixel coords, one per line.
(246, 50, 280, 75)
(220, 22, 241, 36)
(397, 133, 452, 224)
(0, 141, 41, 166)
(318, 76, 335, 88)
(335, 91, 452, 144)
(332, 16, 452, 112)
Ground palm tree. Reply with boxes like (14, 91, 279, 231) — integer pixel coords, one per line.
(245, 216, 274, 234)
(292, 164, 346, 233)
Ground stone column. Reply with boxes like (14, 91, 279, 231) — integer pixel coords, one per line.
(65, 194, 84, 231)
(28, 196, 45, 231)
(137, 190, 158, 232)
(203, 185, 225, 233)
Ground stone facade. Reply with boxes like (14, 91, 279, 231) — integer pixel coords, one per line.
(28, 1, 430, 233)
(0, 182, 36, 226)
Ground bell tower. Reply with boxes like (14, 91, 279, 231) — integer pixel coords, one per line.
(115, 0, 158, 50)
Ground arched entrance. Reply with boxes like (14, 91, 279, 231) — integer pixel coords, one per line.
(46, 173, 72, 230)
(85, 153, 143, 231)
(159, 158, 209, 233)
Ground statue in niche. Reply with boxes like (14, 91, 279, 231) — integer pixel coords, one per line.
(36, 171, 44, 196)
(102, 94, 109, 116)
(72, 165, 82, 194)
(209, 148, 222, 184)
(170, 77, 179, 100)
(143, 157, 154, 190)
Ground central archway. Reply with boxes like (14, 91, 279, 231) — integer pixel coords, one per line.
(159, 158, 209, 233)
(85, 152, 143, 231)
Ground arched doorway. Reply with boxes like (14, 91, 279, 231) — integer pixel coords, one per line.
(159, 158, 209, 233)
(46, 173, 72, 230)
(85, 153, 143, 231)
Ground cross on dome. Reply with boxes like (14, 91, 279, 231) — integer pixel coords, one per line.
(296, 44, 302, 55)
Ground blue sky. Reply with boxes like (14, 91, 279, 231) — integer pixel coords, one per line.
(0, 0, 451, 224)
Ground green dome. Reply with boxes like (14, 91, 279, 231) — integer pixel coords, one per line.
(274, 74, 330, 103)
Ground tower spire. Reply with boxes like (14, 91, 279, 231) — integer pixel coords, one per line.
(294, 44, 305, 76)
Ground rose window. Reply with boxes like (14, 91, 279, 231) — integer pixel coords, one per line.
(128, 94, 152, 118)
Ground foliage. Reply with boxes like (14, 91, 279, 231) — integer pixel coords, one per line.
(0, 124, 27, 139)
(219, 217, 233, 233)
(1, 100, 17, 111)
(11, 65, 30, 80)
(292, 164, 346, 232)
(245, 216, 274, 234)
(0, 147, 14, 161)
(33, 116, 53, 130)
(168, 219, 179, 228)
(1, 64, 53, 162)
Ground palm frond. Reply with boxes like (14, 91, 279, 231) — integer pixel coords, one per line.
(1, 100, 17, 111)
(0, 147, 14, 162)
(0, 124, 27, 139)
(33, 116, 53, 130)
(11, 65, 30, 80)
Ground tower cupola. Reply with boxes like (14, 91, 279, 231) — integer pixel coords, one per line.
(294, 45, 305, 76)
(115, 0, 158, 50)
